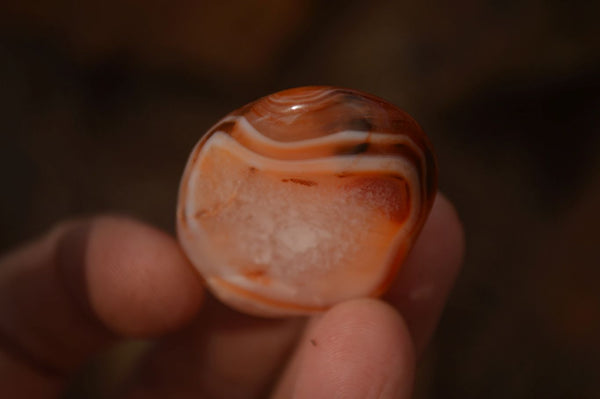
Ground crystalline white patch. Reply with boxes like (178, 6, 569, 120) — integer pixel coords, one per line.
(277, 222, 325, 254)
(204, 166, 355, 284)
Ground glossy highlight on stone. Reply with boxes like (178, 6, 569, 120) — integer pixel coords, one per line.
(177, 86, 437, 317)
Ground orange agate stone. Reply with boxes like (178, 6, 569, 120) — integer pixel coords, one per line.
(177, 86, 437, 317)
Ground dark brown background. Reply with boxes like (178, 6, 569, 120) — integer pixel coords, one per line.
(1, 1, 599, 397)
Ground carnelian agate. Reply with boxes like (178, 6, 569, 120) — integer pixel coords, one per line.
(177, 87, 437, 317)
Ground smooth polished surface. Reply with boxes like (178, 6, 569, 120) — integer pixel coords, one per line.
(177, 87, 437, 317)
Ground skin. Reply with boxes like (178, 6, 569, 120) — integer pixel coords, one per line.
(0, 193, 463, 399)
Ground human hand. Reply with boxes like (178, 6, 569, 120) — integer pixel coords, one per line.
(0, 193, 463, 399)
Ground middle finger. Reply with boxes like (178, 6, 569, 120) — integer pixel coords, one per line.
(122, 296, 304, 399)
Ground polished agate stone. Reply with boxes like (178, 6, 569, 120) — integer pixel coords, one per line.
(177, 86, 437, 317)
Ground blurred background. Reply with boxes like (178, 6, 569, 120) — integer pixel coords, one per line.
(1, 0, 599, 397)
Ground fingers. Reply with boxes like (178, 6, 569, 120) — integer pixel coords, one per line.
(272, 299, 415, 399)
(0, 216, 204, 397)
(122, 298, 304, 399)
(0, 191, 463, 398)
(384, 193, 465, 354)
